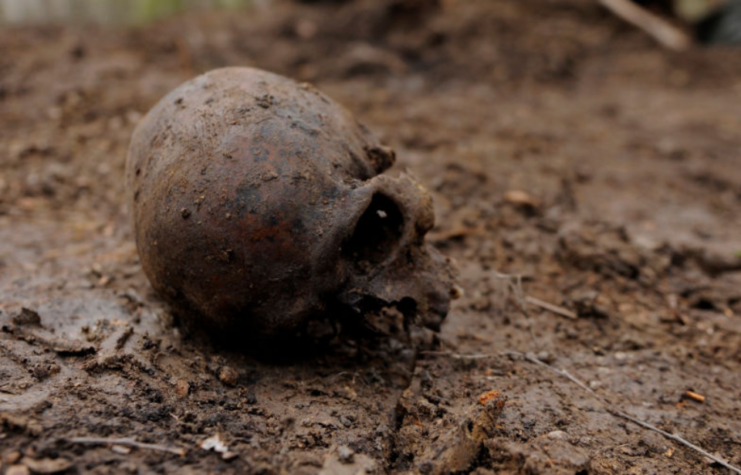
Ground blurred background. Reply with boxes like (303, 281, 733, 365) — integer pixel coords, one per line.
(0, 0, 255, 25)
(0, 0, 740, 45)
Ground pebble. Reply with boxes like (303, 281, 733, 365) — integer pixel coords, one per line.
(6, 466, 30, 475)
(175, 380, 190, 398)
(219, 366, 239, 387)
(337, 445, 354, 464)
(12, 308, 41, 326)
(3, 451, 21, 464)
(546, 430, 570, 441)
(111, 445, 132, 455)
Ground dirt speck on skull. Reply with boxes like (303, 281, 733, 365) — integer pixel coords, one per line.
(1, 0, 741, 474)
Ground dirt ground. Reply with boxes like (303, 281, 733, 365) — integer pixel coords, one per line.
(1, 0, 741, 473)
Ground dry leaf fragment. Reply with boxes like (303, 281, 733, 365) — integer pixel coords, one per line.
(478, 390, 501, 405)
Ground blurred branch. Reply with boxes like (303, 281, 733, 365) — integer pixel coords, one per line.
(599, 0, 692, 50)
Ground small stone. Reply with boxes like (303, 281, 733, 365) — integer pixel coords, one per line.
(295, 19, 318, 39)
(339, 415, 352, 428)
(201, 434, 228, 454)
(219, 366, 239, 387)
(546, 430, 569, 441)
(111, 445, 131, 455)
(6, 465, 30, 475)
(20, 457, 73, 474)
(3, 451, 22, 464)
(12, 308, 41, 326)
(175, 380, 190, 398)
(337, 445, 354, 464)
(503, 190, 540, 211)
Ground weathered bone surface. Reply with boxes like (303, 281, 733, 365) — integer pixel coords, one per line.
(126, 67, 455, 341)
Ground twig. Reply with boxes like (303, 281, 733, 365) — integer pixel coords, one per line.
(507, 351, 741, 474)
(423, 349, 741, 473)
(608, 410, 740, 474)
(491, 272, 541, 349)
(511, 351, 595, 394)
(523, 295, 578, 320)
(69, 437, 186, 456)
(599, 0, 692, 51)
(684, 390, 706, 403)
(13, 326, 96, 356)
(471, 269, 738, 471)
(420, 350, 499, 360)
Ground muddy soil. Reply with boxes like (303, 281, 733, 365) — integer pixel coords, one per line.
(1, 0, 741, 473)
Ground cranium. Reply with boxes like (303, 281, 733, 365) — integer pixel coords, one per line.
(126, 67, 455, 343)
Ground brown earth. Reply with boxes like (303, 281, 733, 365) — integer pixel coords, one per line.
(1, 0, 741, 473)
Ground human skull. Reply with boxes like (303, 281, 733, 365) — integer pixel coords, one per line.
(126, 67, 456, 342)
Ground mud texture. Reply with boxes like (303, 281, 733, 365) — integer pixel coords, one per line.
(2, 0, 741, 474)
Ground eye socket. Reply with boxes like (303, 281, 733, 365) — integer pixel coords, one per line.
(343, 193, 404, 270)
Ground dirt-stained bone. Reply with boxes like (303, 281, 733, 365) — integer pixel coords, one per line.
(126, 67, 456, 342)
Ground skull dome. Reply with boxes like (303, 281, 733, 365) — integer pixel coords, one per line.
(126, 67, 455, 341)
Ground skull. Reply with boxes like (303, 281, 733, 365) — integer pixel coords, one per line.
(126, 67, 456, 342)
